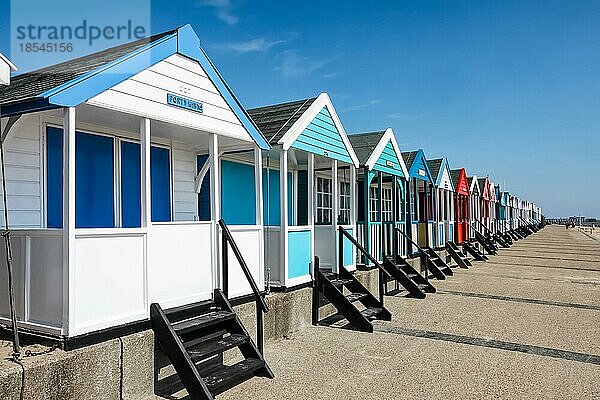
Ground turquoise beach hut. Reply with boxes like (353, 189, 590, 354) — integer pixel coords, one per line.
(348, 128, 409, 263)
(248, 93, 360, 290)
(402, 150, 435, 253)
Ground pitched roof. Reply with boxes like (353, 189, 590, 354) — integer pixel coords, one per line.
(401, 151, 418, 169)
(0, 30, 174, 105)
(427, 158, 443, 181)
(478, 178, 488, 192)
(450, 169, 462, 191)
(247, 97, 317, 144)
(347, 131, 386, 165)
(468, 176, 478, 188)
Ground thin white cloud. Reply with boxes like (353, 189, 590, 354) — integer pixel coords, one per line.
(386, 113, 427, 121)
(197, 0, 239, 25)
(224, 38, 288, 53)
(323, 72, 338, 79)
(342, 99, 383, 112)
(276, 50, 335, 78)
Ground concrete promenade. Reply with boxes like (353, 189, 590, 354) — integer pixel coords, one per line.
(215, 226, 599, 400)
(2, 226, 598, 399)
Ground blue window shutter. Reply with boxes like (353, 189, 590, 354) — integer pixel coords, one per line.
(120, 141, 141, 228)
(75, 132, 115, 228)
(262, 168, 280, 226)
(46, 127, 63, 228)
(196, 155, 211, 221)
(220, 160, 255, 225)
(151, 146, 171, 222)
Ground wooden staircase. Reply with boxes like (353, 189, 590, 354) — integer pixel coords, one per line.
(151, 290, 273, 400)
(445, 241, 472, 269)
(492, 233, 510, 248)
(424, 247, 454, 279)
(316, 267, 392, 332)
(463, 241, 488, 261)
(474, 232, 498, 255)
(383, 256, 436, 299)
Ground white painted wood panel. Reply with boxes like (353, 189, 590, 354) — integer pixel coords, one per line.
(172, 142, 198, 221)
(27, 232, 63, 326)
(0, 230, 63, 329)
(264, 228, 281, 285)
(87, 54, 253, 143)
(72, 233, 146, 335)
(314, 225, 334, 268)
(0, 114, 42, 228)
(147, 222, 213, 308)
(0, 234, 25, 319)
(228, 226, 263, 298)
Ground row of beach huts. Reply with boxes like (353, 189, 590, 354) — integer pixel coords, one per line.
(0, 26, 544, 399)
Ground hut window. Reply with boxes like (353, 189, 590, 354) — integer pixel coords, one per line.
(316, 177, 332, 224)
(381, 187, 392, 222)
(46, 128, 115, 228)
(338, 181, 350, 224)
(369, 186, 379, 222)
(45, 127, 173, 228)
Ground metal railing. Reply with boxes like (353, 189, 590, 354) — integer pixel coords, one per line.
(219, 219, 269, 353)
(393, 227, 430, 281)
(339, 226, 392, 304)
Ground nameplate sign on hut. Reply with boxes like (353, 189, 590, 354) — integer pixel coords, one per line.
(167, 93, 203, 113)
(386, 160, 395, 167)
(418, 169, 426, 177)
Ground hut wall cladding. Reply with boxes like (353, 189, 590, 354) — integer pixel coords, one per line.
(0, 114, 43, 228)
(86, 54, 252, 142)
(290, 106, 353, 164)
(374, 140, 404, 176)
(172, 141, 198, 222)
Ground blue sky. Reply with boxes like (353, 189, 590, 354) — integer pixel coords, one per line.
(1, 0, 599, 217)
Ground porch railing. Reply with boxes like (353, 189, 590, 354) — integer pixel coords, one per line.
(339, 226, 392, 304)
(394, 227, 430, 281)
(219, 219, 269, 353)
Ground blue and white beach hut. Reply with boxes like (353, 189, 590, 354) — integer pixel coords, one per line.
(426, 158, 455, 249)
(401, 150, 435, 253)
(248, 94, 360, 290)
(0, 25, 271, 340)
(347, 128, 409, 262)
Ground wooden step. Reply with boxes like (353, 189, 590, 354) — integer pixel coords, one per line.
(417, 283, 434, 292)
(345, 293, 368, 303)
(329, 278, 353, 287)
(173, 311, 235, 335)
(361, 307, 384, 320)
(203, 358, 265, 395)
(183, 329, 228, 350)
(188, 334, 249, 362)
(164, 299, 217, 323)
(406, 272, 420, 280)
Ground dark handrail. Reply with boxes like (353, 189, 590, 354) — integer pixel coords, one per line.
(474, 217, 494, 236)
(219, 219, 269, 314)
(339, 226, 390, 304)
(394, 227, 430, 281)
(465, 221, 486, 239)
(219, 219, 268, 354)
(338, 227, 391, 279)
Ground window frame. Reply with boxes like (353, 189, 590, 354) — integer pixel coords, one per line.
(316, 176, 332, 225)
(338, 180, 351, 225)
(43, 123, 173, 229)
